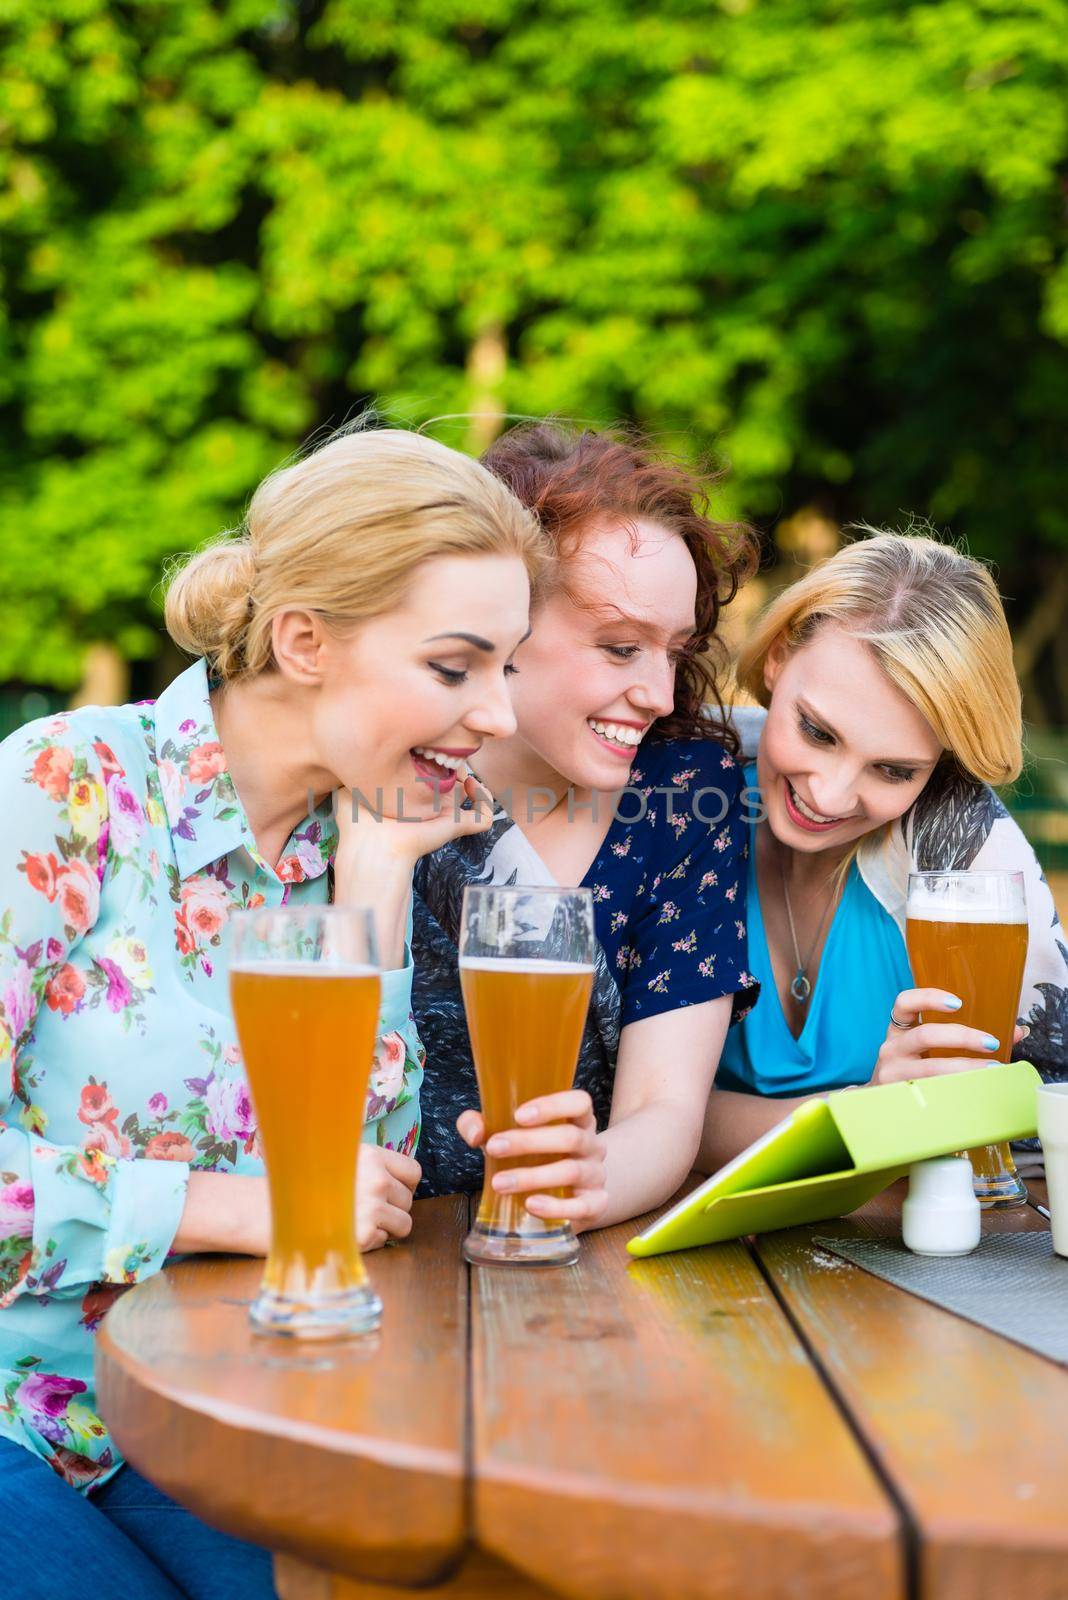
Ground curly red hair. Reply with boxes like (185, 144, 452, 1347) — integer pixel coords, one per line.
(481, 422, 757, 749)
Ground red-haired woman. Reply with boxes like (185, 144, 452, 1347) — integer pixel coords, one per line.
(412, 423, 760, 1229)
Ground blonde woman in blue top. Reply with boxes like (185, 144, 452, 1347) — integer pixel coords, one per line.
(700, 532, 1067, 1171)
(0, 426, 545, 1599)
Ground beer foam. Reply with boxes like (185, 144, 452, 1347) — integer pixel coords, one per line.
(229, 960, 379, 978)
(906, 898, 1026, 925)
(459, 957, 596, 975)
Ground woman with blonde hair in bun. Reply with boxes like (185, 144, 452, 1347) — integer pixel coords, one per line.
(699, 529, 1067, 1175)
(0, 425, 545, 1598)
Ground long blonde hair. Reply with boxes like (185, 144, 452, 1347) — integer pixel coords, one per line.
(164, 427, 548, 681)
(737, 529, 1022, 788)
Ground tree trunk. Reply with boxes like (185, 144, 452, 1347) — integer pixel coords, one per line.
(464, 321, 506, 455)
(69, 642, 129, 709)
(1013, 560, 1068, 728)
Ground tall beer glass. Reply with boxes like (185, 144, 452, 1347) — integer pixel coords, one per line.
(460, 886, 595, 1266)
(229, 904, 382, 1336)
(905, 870, 1028, 1208)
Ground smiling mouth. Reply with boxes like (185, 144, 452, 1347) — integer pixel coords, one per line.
(587, 718, 645, 752)
(784, 780, 854, 830)
(411, 746, 472, 773)
(410, 747, 474, 786)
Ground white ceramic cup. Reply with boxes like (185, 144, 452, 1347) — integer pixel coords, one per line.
(1036, 1082, 1068, 1258)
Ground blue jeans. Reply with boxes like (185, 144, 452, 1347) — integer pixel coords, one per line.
(0, 1437, 276, 1600)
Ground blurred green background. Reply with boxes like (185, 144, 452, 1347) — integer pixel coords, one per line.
(1, 0, 1066, 875)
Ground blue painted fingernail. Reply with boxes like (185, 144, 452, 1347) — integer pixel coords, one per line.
(944, 995, 963, 1009)
(984, 1036, 1000, 1051)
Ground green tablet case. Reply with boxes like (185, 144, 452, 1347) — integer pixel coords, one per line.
(627, 1061, 1041, 1258)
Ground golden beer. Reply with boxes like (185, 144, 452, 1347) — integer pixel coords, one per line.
(231, 964, 380, 1295)
(229, 904, 381, 1337)
(906, 873, 1028, 1205)
(460, 958, 594, 1240)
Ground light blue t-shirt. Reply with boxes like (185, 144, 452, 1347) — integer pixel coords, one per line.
(718, 765, 914, 1097)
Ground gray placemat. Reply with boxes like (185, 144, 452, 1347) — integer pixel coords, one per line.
(812, 1233, 1068, 1366)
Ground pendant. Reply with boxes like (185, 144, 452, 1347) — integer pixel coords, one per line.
(790, 971, 812, 1003)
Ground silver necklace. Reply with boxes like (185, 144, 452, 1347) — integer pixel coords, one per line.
(778, 855, 839, 1004)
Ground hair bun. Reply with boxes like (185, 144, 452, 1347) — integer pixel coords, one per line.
(163, 538, 256, 680)
(161, 423, 546, 686)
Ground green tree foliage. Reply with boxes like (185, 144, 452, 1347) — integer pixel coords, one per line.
(1, 1, 1066, 707)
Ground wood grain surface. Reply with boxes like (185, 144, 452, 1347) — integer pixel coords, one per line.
(96, 1194, 470, 1586)
(274, 1547, 557, 1600)
(754, 1181, 1068, 1600)
(96, 1174, 1067, 1600)
(471, 1209, 904, 1600)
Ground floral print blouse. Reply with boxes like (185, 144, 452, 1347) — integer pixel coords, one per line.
(413, 736, 758, 1197)
(583, 739, 758, 1026)
(0, 659, 423, 1492)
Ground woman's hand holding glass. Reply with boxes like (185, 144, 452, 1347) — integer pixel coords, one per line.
(457, 1089, 609, 1232)
(871, 987, 1027, 1085)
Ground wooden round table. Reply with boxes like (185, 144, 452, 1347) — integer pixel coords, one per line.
(96, 1186, 1067, 1600)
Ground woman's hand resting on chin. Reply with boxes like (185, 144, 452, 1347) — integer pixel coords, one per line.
(335, 771, 496, 872)
(331, 771, 495, 968)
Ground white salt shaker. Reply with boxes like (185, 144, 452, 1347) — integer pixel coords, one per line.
(902, 1156, 981, 1256)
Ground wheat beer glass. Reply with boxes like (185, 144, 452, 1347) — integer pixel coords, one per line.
(905, 870, 1028, 1208)
(229, 904, 383, 1337)
(460, 886, 595, 1266)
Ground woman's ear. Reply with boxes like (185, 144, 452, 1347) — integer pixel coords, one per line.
(763, 636, 790, 697)
(272, 609, 329, 686)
